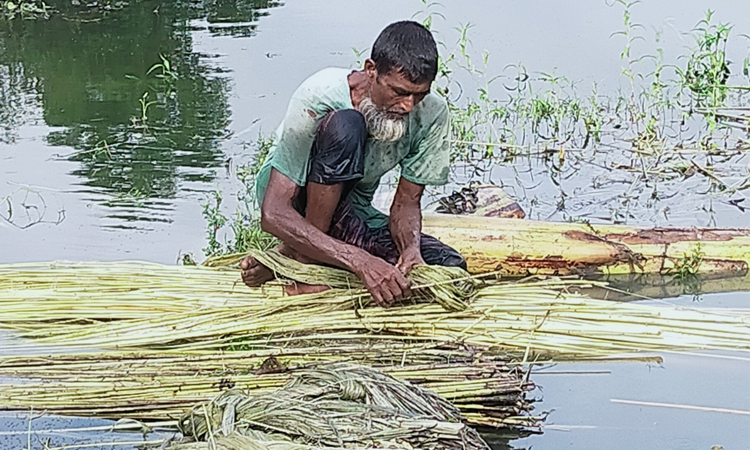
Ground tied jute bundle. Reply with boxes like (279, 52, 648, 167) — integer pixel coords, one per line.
(248, 249, 481, 312)
(173, 363, 490, 450)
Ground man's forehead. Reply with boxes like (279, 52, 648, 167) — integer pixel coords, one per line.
(380, 68, 431, 91)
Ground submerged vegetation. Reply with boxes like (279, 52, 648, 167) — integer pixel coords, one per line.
(1, 1, 50, 20)
(202, 137, 278, 257)
(432, 5, 746, 153)
(428, 4, 750, 226)
(0, 185, 65, 229)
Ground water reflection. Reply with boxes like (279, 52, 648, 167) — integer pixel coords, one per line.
(0, 61, 40, 144)
(0, 0, 281, 227)
(482, 429, 536, 450)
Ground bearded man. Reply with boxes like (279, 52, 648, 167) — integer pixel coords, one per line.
(240, 20, 465, 306)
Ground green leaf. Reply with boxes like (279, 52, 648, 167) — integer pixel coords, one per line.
(146, 64, 162, 75)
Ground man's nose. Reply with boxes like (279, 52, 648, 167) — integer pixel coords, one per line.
(397, 95, 415, 113)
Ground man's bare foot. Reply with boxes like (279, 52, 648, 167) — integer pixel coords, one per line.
(284, 282, 330, 296)
(241, 243, 331, 291)
(240, 255, 274, 287)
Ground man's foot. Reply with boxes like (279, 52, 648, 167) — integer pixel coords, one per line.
(240, 255, 275, 287)
(240, 244, 330, 292)
(284, 282, 330, 296)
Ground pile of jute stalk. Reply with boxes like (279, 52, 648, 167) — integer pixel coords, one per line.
(1, 250, 750, 356)
(167, 363, 493, 450)
(1, 251, 750, 431)
(0, 254, 541, 428)
(0, 345, 538, 427)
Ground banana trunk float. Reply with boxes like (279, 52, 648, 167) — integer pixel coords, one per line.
(423, 214, 750, 277)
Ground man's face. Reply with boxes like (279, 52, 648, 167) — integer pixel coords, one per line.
(360, 60, 432, 141)
(367, 64, 432, 116)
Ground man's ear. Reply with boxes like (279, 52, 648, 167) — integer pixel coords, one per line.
(364, 59, 377, 80)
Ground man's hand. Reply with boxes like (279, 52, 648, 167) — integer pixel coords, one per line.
(396, 246, 425, 275)
(354, 255, 412, 307)
(390, 176, 425, 277)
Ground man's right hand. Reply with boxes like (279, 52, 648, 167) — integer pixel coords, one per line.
(354, 255, 412, 307)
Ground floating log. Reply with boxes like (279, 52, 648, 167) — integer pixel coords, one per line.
(423, 215, 750, 277)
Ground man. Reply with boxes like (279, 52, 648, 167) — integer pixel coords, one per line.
(240, 20, 465, 306)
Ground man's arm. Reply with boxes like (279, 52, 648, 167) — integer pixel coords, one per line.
(390, 177, 426, 274)
(261, 168, 411, 306)
(393, 95, 450, 275)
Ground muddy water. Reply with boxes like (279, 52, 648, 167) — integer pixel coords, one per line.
(1, 1, 749, 449)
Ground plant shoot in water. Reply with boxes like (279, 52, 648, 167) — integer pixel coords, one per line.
(681, 11, 732, 108)
(202, 190, 228, 257)
(670, 243, 705, 280)
(147, 54, 179, 82)
(2, 0, 50, 19)
(201, 136, 278, 259)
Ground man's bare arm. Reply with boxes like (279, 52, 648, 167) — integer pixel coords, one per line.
(389, 177, 426, 274)
(261, 168, 411, 305)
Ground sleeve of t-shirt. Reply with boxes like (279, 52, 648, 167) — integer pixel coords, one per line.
(268, 76, 330, 187)
(399, 97, 451, 186)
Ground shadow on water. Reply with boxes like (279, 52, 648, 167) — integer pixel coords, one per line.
(481, 428, 538, 450)
(584, 272, 750, 303)
(0, 0, 281, 226)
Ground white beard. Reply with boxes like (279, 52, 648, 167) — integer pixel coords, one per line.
(357, 97, 407, 142)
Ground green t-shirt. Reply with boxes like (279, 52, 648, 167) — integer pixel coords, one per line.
(255, 67, 450, 229)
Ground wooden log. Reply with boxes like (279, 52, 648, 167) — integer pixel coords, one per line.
(422, 214, 750, 277)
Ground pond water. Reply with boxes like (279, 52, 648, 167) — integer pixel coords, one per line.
(1, 0, 749, 449)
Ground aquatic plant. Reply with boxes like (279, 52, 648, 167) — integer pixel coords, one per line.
(201, 136, 278, 259)
(202, 190, 228, 257)
(1, 0, 50, 20)
(0, 186, 65, 230)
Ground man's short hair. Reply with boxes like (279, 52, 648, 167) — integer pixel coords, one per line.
(371, 21, 438, 84)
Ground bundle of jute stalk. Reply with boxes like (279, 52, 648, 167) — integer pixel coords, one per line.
(7, 280, 750, 357)
(0, 344, 537, 427)
(2, 253, 750, 357)
(6, 252, 745, 435)
(169, 363, 491, 450)
(0, 252, 479, 328)
(0, 261, 260, 323)
(248, 249, 479, 311)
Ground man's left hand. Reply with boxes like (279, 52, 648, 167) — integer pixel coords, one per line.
(396, 246, 425, 275)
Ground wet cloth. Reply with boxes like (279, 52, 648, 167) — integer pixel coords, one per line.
(290, 108, 465, 270)
(328, 201, 467, 270)
(255, 67, 451, 229)
(291, 109, 368, 214)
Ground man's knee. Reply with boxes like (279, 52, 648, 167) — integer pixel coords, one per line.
(427, 248, 467, 271)
(419, 235, 468, 271)
(308, 109, 367, 187)
(317, 109, 367, 141)
(440, 252, 467, 271)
